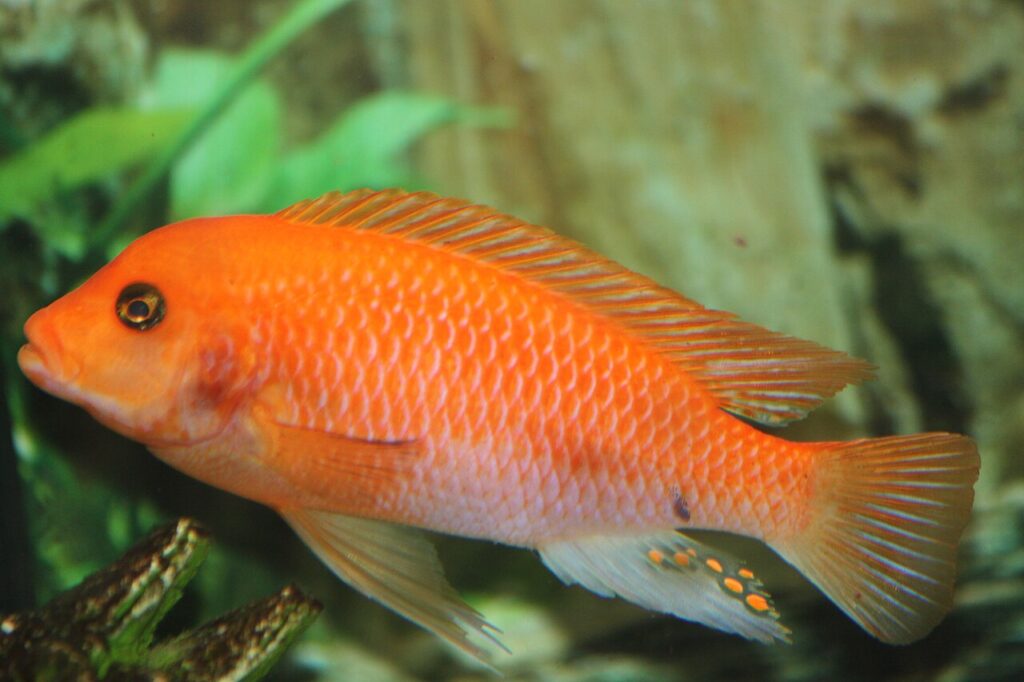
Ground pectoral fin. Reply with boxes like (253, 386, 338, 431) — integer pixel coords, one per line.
(539, 530, 789, 643)
(256, 408, 422, 504)
(280, 507, 505, 665)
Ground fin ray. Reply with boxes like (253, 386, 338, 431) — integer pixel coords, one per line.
(276, 190, 874, 425)
(280, 508, 505, 665)
(773, 433, 978, 644)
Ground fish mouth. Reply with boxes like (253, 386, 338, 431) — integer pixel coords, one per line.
(16, 343, 46, 378)
(18, 316, 82, 396)
(18, 342, 76, 396)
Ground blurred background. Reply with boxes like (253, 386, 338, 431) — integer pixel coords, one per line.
(1, 0, 1022, 679)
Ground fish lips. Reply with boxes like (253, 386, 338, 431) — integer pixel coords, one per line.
(18, 313, 82, 398)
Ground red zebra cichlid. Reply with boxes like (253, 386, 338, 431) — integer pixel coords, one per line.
(18, 189, 979, 662)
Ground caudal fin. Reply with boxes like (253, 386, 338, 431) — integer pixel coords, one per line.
(774, 433, 979, 643)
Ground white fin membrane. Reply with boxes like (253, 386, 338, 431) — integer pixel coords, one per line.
(280, 508, 505, 665)
(538, 530, 789, 643)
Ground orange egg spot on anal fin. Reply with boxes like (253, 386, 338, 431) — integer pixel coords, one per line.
(538, 530, 790, 642)
(746, 593, 771, 613)
(723, 577, 744, 594)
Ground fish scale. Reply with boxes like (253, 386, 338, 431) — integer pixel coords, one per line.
(17, 189, 978, 662)
(345, 246, 762, 538)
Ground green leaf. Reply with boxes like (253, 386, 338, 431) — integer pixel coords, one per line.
(265, 91, 511, 210)
(24, 199, 93, 261)
(90, 0, 353, 252)
(145, 50, 281, 219)
(0, 107, 191, 225)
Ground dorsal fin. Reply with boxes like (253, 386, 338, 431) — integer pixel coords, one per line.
(275, 190, 874, 424)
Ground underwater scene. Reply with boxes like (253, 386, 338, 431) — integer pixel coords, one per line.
(1, 1, 1022, 680)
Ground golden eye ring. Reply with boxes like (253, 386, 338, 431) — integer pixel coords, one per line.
(116, 283, 166, 331)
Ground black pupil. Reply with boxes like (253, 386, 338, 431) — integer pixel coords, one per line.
(116, 282, 164, 331)
(127, 299, 151, 320)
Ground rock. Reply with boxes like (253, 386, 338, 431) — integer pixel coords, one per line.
(0, 518, 321, 681)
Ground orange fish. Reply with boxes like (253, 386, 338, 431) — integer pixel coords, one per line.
(18, 189, 978, 662)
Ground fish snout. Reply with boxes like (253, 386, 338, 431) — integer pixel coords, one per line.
(18, 309, 81, 388)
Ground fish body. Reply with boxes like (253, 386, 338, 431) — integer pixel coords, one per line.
(138, 214, 800, 543)
(18, 190, 978, 661)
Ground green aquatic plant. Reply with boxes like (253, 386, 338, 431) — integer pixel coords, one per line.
(0, 7, 505, 266)
(89, 0, 357, 255)
(0, 108, 190, 258)
(148, 50, 507, 224)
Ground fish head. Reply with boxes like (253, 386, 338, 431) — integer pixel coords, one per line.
(18, 220, 244, 447)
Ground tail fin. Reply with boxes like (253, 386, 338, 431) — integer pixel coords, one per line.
(774, 433, 978, 644)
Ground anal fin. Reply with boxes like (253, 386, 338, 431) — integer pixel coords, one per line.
(280, 508, 505, 665)
(539, 530, 789, 643)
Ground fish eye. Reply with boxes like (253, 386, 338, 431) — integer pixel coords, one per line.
(116, 283, 166, 331)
